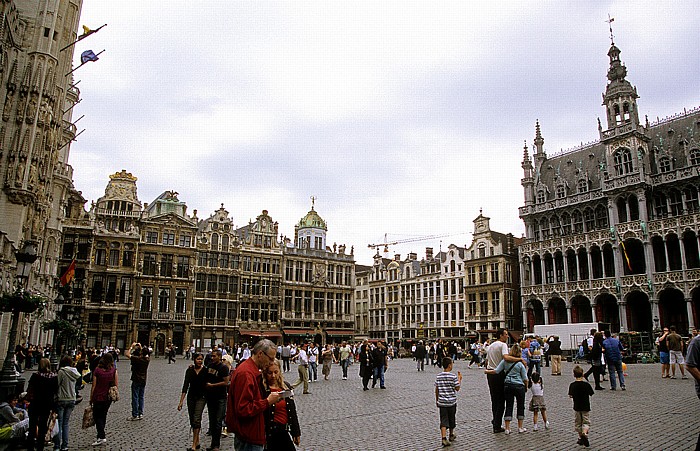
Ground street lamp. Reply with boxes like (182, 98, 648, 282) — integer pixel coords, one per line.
(49, 292, 65, 370)
(0, 240, 38, 400)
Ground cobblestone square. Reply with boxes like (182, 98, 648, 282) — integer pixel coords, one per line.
(57, 356, 698, 450)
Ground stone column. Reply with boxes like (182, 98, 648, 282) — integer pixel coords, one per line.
(522, 309, 528, 331)
(566, 306, 572, 324)
(687, 299, 696, 330)
(591, 303, 597, 323)
(619, 302, 629, 332)
(543, 307, 549, 325)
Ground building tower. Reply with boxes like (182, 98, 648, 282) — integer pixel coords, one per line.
(294, 198, 327, 250)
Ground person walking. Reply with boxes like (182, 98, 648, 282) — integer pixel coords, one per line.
(25, 358, 58, 451)
(205, 349, 230, 451)
(338, 341, 352, 380)
(371, 341, 388, 389)
(291, 342, 310, 394)
(602, 331, 625, 390)
(359, 341, 374, 391)
(54, 355, 81, 451)
(657, 327, 671, 378)
(435, 357, 462, 447)
(281, 343, 291, 373)
(178, 353, 208, 451)
(415, 340, 427, 372)
(308, 343, 319, 382)
(321, 344, 336, 380)
(262, 359, 301, 450)
(90, 353, 118, 447)
(685, 332, 700, 449)
(568, 365, 594, 448)
(667, 326, 688, 379)
(125, 342, 150, 421)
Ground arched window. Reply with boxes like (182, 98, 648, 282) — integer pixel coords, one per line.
(573, 211, 583, 234)
(595, 205, 608, 229)
(685, 186, 699, 213)
(629, 194, 640, 220)
(583, 208, 595, 232)
(614, 104, 622, 125)
(211, 233, 219, 250)
(176, 289, 187, 313)
(222, 234, 229, 250)
(158, 288, 170, 312)
(551, 215, 561, 237)
(616, 197, 628, 222)
(622, 102, 631, 122)
(140, 288, 152, 312)
(541, 218, 550, 239)
(614, 149, 633, 175)
(669, 189, 683, 216)
(561, 213, 572, 235)
(653, 193, 668, 219)
(659, 156, 672, 174)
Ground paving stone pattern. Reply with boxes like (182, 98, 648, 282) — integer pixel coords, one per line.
(55, 357, 698, 450)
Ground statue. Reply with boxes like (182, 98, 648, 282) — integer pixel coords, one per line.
(14, 159, 24, 187)
(609, 225, 616, 241)
(640, 220, 647, 239)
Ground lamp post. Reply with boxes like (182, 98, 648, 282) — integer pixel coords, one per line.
(0, 241, 38, 400)
(49, 292, 65, 370)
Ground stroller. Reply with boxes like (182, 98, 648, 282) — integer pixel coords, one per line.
(574, 344, 586, 364)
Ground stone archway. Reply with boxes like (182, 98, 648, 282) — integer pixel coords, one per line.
(626, 291, 652, 333)
(571, 295, 593, 323)
(548, 297, 568, 324)
(526, 298, 545, 331)
(595, 293, 620, 333)
(658, 287, 689, 334)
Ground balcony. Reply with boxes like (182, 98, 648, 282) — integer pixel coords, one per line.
(132, 311, 191, 322)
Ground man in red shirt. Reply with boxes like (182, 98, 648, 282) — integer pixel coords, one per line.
(226, 339, 282, 451)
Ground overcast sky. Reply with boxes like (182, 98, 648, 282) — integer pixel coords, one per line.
(70, 1, 700, 265)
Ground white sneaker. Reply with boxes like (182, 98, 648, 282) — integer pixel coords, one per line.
(504, 429, 511, 435)
(518, 428, 527, 433)
(545, 421, 550, 430)
(91, 438, 106, 446)
(533, 424, 538, 431)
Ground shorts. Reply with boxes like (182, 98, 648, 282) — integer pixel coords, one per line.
(670, 350, 685, 365)
(439, 405, 457, 430)
(659, 351, 669, 364)
(574, 411, 590, 435)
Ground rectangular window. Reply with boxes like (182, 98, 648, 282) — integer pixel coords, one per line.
(194, 300, 204, 319)
(198, 252, 208, 267)
(160, 254, 173, 277)
(250, 303, 259, 321)
(123, 249, 134, 267)
(230, 255, 239, 269)
(262, 258, 270, 273)
(179, 234, 192, 247)
(196, 274, 206, 291)
(253, 257, 261, 273)
(243, 256, 252, 271)
(109, 249, 120, 267)
(207, 274, 218, 292)
(240, 302, 249, 321)
(479, 265, 488, 284)
(241, 278, 250, 295)
(251, 278, 260, 295)
(219, 253, 229, 269)
(304, 291, 312, 313)
(119, 277, 131, 304)
(229, 276, 239, 294)
(480, 292, 489, 315)
(305, 263, 312, 282)
(95, 249, 106, 266)
(285, 261, 294, 280)
(105, 276, 117, 303)
(284, 290, 292, 311)
(146, 231, 158, 243)
(162, 232, 175, 245)
(490, 263, 499, 282)
(177, 256, 189, 278)
(271, 259, 280, 275)
(294, 290, 302, 313)
(468, 267, 476, 285)
(261, 279, 270, 296)
(491, 291, 500, 314)
(143, 253, 157, 276)
(208, 252, 218, 267)
(218, 275, 229, 293)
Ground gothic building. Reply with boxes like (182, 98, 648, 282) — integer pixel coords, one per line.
(0, 0, 85, 356)
(365, 214, 520, 343)
(519, 38, 700, 335)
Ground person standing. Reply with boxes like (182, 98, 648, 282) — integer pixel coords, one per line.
(548, 336, 562, 376)
(602, 331, 625, 390)
(684, 332, 700, 450)
(435, 357, 462, 447)
(25, 358, 58, 451)
(487, 344, 529, 435)
(178, 353, 208, 451)
(485, 328, 521, 433)
(338, 341, 352, 380)
(125, 342, 150, 421)
(415, 340, 427, 372)
(359, 341, 374, 391)
(90, 353, 117, 447)
(307, 343, 319, 382)
(321, 344, 336, 380)
(291, 342, 310, 394)
(281, 343, 291, 373)
(589, 332, 606, 390)
(528, 337, 542, 379)
(262, 359, 301, 450)
(372, 341, 388, 389)
(657, 328, 671, 378)
(205, 349, 230, 451)
(54, 355, 81, 451)
(226, 339, 282, 451)
(667, 326, 688, 379)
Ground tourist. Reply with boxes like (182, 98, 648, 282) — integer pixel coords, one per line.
(262, 359, 301, 450)
(54, 355, 81, 451)
(281, 343, 292, 372)
(666, 326, 688, 379)
(359, 341, 374, 391)
(547, 336, 562, 376)
(308, 342, 319, 382)
(205, 349, 230, 451)
(568, 365, 594, 448)
(25, 358, 58, 450)
(321, 344, 336, 380)
(486, 344, 528, 435)
(178, 353, 208, 451)
(415, 340, 427, 372)
(657, 327, 670, 378)
(227, 339, 281, 451)
(90, 352, 118, 447)
(602, 331, 626, 390)
(125, 342, 150, 421)
(528, 372, 549, 431)
(291, 342, 310, 394)
(588, 332, 606, 390)
(684, 331, 700, 449)
(372, 341, 388, 389)
(338, 341, 352, 379)
(0, 392, 29, 445)
(435, 357, 462, 447)
(484, 328, 522, 433)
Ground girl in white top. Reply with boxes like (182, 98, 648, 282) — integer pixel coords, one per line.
(528, 372, 549, 431)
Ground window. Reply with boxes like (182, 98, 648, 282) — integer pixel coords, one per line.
(179, 234, 192, 247)
(490, 263, 499, 282)
(561, 213, 571, 235)
(491, 291, 500, 314)
(243, 256, 251, 271)
(194, 300, 204, 319)
(160, 254, 173, 277)
(119, 277, 131, 304)
(573, 211, 583, 234)
(163, 232, 175, 245)
(109, 249, 120, 267)
(177, 256, 189, 278)
(669, 190, 683, 216)
(480, 292, 488, 315)
(537, 190, 546, 204)
(176, 289, 187, 313)
(583, 208, 595, 232)
(219, 253, 229, 269)
(614, 149, 633, 175)
(305, 262, 312, 282)
(146, 231, 158, 243)
(95, 248, 106, 266)
(123, 246, 134, 267)
(253, 257, 261, 273)
(595, 205, 608, 229)
(479, 265, 488, 284)
(140, 287, 152, 311)
(262, 258, 270, 273)
(105, 276, 116, 302)
(556, 185, 566, 199)
(685, 186, 699, 213)
(143, 253, 157, 276)
(211, 233, 219, 249)
(690, 149, 700, 166)
(195, 274, 205, 291)
(577, 179, 588, 193)
(158, 288, 170, 312)
(229, 276, 239, 294)
(659, 157, 671, 174)
(208, 275, 218, 292)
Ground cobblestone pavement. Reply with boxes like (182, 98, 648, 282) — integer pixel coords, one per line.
(51, 356, 699, 450)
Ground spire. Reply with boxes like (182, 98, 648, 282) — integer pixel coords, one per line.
(534, 119, 544, 153)
(522, 140, 530, 162)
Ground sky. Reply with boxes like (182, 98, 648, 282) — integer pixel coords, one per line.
(69, 1, 700, 265)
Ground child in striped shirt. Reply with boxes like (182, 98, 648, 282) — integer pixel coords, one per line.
(435, 357, 462, 447)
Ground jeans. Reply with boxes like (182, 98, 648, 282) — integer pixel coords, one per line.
(372, 365, 385, 388)
(503, 383, 526, 421)
(234, 435, 264, 451)
(607, 360, 625, 389)
(206, 397, 226, 448)
(53, 400, 75, 450)
(486, 373, 505, 428)
(528, 359, 541, 379)
(92, 400, 111, 439)
(309, 361, 318, 381)
(131, 382, 145, 417)
(341, 358, 349, 378)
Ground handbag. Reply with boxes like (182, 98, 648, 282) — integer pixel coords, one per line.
(498, 362, 518, 383)
(45, 412, 58, 442)
(108, 384, 120, 402)
(82, 405, 95, 429)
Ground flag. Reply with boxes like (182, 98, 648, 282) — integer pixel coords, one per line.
(619, 242, 632, 272)
(81, 50, 99, 64)
(79, 24, 106, 40)
(60, 260, 76, 286)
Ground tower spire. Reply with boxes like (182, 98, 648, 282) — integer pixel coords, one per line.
(606, 14, 615, 45)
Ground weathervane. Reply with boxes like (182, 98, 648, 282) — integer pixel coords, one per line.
(310, 195, 317, 210)
(606, 14, 615, 44)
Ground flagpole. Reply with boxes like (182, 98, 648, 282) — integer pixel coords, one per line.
(60, 24, 107, 52)
(62, 98, 81, 115)
(65, 49, 105, 77)
(57, 129, 85, 151)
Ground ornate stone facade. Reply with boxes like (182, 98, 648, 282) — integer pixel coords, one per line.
(519, 39, 700, 336)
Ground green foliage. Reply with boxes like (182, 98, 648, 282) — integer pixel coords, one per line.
(41, 318, 80, 338)
(0, 290, 47, 314)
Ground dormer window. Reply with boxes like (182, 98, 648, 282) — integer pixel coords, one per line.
(614, 148, 633, 175)
(556, 185, 566, 199)
(536, 190, 546, 204)
(690, 149, 700, 166)
(577, 179, 588, 193)
(659, 156, 671, 173)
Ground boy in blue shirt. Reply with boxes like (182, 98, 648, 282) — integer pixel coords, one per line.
(435, 357, 462, 447)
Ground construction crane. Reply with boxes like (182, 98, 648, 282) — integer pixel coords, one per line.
(367, 232, 466, 254)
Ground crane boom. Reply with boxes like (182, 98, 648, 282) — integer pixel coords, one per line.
(367, 232, 465, 254)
